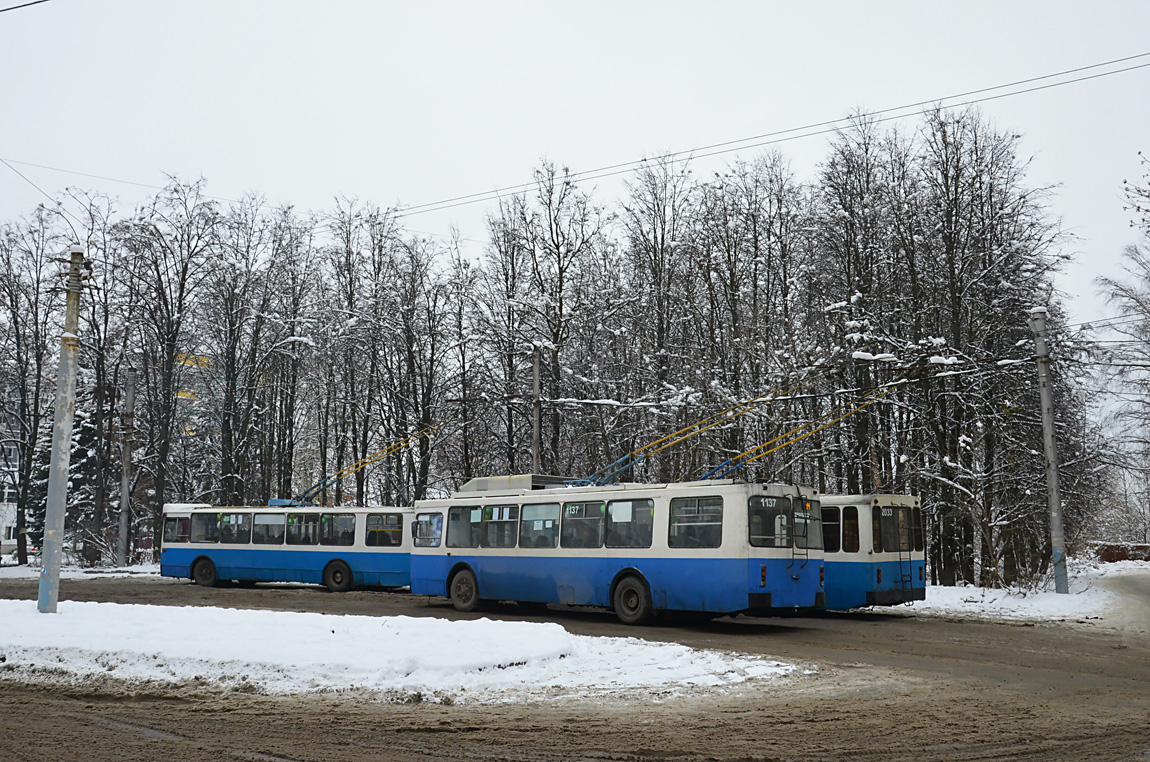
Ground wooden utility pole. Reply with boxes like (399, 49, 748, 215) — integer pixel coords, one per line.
(37, 245, 84, 613)
(1028, 306, 1069, 594)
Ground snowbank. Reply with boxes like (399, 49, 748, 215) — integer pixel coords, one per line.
(888, 559, 1149, 622)
(0, 600, 793, 703)
(0, 563, 159, 579)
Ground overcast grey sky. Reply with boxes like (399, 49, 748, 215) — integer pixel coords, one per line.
(2, 1, 1148, 322)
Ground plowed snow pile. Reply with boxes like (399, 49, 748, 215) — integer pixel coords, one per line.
(0, 600, 793, 703)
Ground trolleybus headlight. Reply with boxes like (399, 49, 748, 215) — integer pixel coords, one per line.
(876, 568, 882, 584)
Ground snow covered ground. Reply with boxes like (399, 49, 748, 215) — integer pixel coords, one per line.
(883, 558, 1148, 623)
(0, 600, 793, 704)
(0, 558, 1145, 704)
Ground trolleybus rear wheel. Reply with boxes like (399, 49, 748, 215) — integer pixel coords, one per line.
(192, 558, 218, 588)
(449, 568, 480, 612)
(613, 575, 653, 625)
(323, 560, 353, 593)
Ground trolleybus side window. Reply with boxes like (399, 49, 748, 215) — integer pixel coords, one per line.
(413, 512, 443, 547)
(561, 502, 604, 549)
(913, 506, 924, 552)
(481, 505, 520, 548)
(842, 506, 860, 552)
(669, 496, 723, 548)
(321, 513, 356, 546)
(794, 500, 823, 549)
(190, 513, 220, 543)
(447, 506, 481, 548)
(821, 507, 841, 553)
(519, 503, 560, 548)
(748, 496, 791, 548)
(286, 513, 320, 545)
(252, 513, 286, 544)
(163, 516, 190, 543)
(366, 513, 403, 546)
(220, 512, 252, 544)
(606, 499, 654, 548)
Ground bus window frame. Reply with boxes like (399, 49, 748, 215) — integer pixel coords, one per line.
(446, 506, 481, 549)
(413, 512, 443, 548)
(163, 516, 190, 544)
(668, 495, 723, 549)
(320, 513, 356, 546)
(219, 512, 252, 545)
(480, 504, 520, 548)
(560, 501, 605, 549)
(842, 506, 860, 552)
(518, 502, 561, 549)
(821, 507, 841, 553)
(286, 513, 320, 546)
(252, 513, 286, 545)
(366, 512, 403, 547)
(749, 495, 792, 548)
(190, 513, 220, 544)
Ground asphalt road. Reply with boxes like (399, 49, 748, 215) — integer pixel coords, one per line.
(1, 573, 1148, 762)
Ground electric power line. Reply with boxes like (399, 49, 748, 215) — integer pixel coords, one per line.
(0, 0, 51, 13)
(394, 56, 1150, 218)
(3, 51, 1148, 225)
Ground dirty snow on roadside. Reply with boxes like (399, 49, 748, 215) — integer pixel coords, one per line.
(0, 599, 793, 703)
(883, 559, 1149, 622)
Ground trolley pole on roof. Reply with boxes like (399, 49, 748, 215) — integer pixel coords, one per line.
(115, 367, 136, 566)
(1028, 306, 1069, 595)
(38, 245, 85, 614)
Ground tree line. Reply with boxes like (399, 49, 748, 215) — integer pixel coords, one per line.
(2, 108, 1143, 585)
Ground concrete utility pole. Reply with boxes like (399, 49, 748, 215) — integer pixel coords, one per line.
(1028, 306, 1070, 595)
(115, 367, 135, 566)
(38, 245, 85, 614)
(532, 344, 542, 474)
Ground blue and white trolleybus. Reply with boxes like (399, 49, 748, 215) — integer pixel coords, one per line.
(819, 493, 925, 609)
(160, 503, 413, 591)
(408, 475, 825, 625)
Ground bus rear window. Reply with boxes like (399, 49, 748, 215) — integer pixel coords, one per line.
(366, 513, 402, 546)
(190, 513, 219, 543)
(669, 496, 722, 548)
(794, 507, 823, 550)
(252, 514, 285, 544)
(414, 512, 443, 547)
(321, 513, 356, 546)
(749, 496, 791, 548)
(163, 517, 190, 544)
(561, 502, 604, 549)
(519, 503, 560, 548)
(874, 506, 913, 552)
(287, 513, 320, 545)
(220, 513, 252, 544)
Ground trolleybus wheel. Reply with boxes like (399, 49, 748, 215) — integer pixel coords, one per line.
(192, 558, 218, 588)
(449, 568, 480, 612)
(613, 575, 653, 625)
(323, 560, 353, 593)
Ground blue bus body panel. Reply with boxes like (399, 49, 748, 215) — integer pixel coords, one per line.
(824, 558, 926, 610)
(410, 554, 822, 613)
(160, 546, 411, 587)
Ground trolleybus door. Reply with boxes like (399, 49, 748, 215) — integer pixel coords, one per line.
(895, 506, 913, 595)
